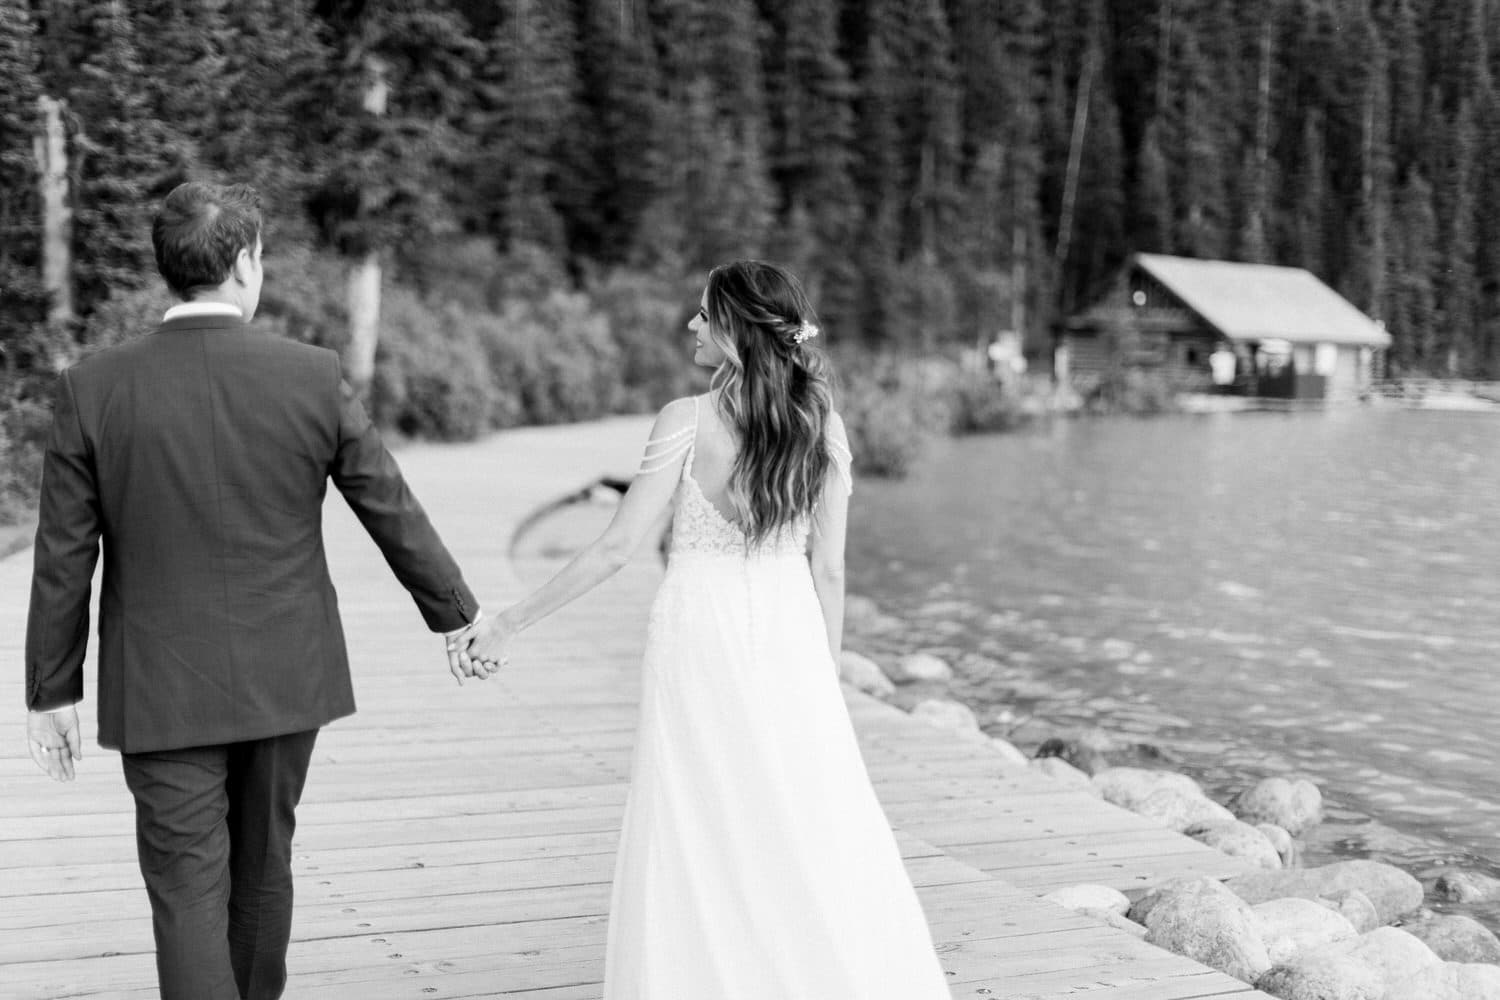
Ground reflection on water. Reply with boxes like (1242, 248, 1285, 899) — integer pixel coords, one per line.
(847, 409, 1500, 924)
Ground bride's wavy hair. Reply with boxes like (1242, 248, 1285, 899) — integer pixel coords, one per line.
(704, 260, 834, 547)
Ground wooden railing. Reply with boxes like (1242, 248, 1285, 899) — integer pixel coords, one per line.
(1367, 378, 1500, 401)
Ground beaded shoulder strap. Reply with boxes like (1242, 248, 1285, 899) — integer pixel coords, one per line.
(635, 395, 699, 477)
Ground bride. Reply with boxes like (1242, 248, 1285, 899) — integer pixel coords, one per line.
(465, 260, 951, 998)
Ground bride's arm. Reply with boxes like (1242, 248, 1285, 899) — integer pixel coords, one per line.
(468, 398, 696, 657)
(809, 411, 853, 666)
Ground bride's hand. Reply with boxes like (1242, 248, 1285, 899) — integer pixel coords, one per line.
(465, 610, 519, 677)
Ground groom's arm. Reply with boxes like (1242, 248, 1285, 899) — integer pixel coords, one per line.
(327, 364, 477, 633)
(25, 370, 102, 712)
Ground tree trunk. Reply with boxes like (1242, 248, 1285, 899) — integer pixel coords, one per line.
(343, 55, 389, 397)
(34, 95, 74, 342)
(1054, 44, 1094, 313)
(1244, 12, 1273, 262)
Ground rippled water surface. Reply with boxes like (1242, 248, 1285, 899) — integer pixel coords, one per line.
(846, 409, 1500, 921)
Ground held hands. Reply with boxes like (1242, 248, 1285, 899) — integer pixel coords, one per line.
(442, 609, 517, 684)
(462, 610, 518, 679)
(27, 707, 82, 782)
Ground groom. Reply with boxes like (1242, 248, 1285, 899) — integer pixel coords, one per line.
(24, 181, 483, 1000)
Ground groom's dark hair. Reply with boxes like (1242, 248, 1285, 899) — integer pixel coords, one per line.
(152, 182, 263, 300)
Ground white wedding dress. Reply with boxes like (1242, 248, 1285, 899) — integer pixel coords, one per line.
(602, 396, 951, 999)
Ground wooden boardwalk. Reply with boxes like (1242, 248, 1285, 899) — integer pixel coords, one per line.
(0, 417, 1276, 999)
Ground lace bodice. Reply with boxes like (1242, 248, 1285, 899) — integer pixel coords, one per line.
(638, 395, 850, 562)
(671, 470, 810, 559)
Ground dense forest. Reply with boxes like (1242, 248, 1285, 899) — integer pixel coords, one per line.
(2, 0, 1500, 508)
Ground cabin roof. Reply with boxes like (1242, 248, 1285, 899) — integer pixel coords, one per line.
(1134, 253, 1393, 348)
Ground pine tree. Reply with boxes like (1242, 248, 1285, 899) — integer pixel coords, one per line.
(211, 0, 330, 217)
(306, 0, 481, 261)
(643, 0, 774, 270)
(129, 0, 232, 173)
(1136, 119, 1172, 252)
(1384, 0, 1425, 173)
(306, 0, 482, 391)
(848, 4, 903, 344)
(68, 1, 184, 323)
(572, 0, 663, 265)
(1390, 170, 1438, 371)
(1337, 0, 1394, 316)
(759, 0, 859, 329)
(0, 0, 48, 376)
(467, 0, 583, 256)
(1174, 28, 1229, 258)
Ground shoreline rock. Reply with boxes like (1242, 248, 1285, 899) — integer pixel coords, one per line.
(843, 628, 1500, 987)
(888, 651, 953, 684)
(837, 650, 895, 697)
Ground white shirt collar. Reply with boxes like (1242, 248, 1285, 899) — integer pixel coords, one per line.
(163, 302, 244, 322)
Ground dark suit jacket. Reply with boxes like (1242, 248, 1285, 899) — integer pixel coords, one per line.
(24, 313, 478, 753)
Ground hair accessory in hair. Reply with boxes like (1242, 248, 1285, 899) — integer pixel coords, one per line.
(791, 320, 820, 344)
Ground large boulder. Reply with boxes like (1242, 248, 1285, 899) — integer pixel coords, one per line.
(889, 651, 953, 684)
(1318, 889, 1381, 934)
(844, 594, 904, 635)
(1435, 870, 1500, 903)
(1042, 884, 1131, 917)
(1135, 786, 1237, 833)
(837, 650, 895, 697)
(1328, 926, 1441, 986)
(1225, 860, 1424, 926)
(1232, 777, 1324, 836)
(1092, 767, 1204, 812)
(1256, 823, 1301, 867)
(909, 699, 982, 738)
(1383, 961, 1500, 1000)
(1254, 953, 1384, 1000)
(1141, 877, 1271, 983)
(1080, 907, 1148, 938)
(1187, 820, 1283, 870)
(1033, 729, 1120, 775)
(1252, 897, 1358, 965)
(1400, 914, 1500, 962)
(1129, 877, 1204, 927)
(1030, 755, 1097, 791)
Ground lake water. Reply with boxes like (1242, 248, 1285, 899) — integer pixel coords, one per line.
(845, 408, 1500, 924)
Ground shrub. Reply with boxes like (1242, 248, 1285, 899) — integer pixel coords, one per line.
(836, 355, 949, 478)
(589, 268, 701, 411)
(256, 242, 349, 350)
(478, 290, 623, 426)
(947, 368, 1034, 434)
(0, 387, 52, 526)
(1076, 368, 1184, 415)
(369, 288, 494, 440)
(78, 285, 176, 355)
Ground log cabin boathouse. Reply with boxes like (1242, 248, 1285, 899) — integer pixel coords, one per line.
(1060, 253, 1392, 401)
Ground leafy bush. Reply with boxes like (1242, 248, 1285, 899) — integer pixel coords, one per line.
(256, 243, 349, 350)
(477, 290, 623, 426)
(947, 368, 1034, 434)
(836, 355, 949, 478)
(370, 288, 494, 440)
(589, 268, 701, 411)
(0, 388, 51, 526)
(78, 285, 176, 355)
(1076, 368, 1184, 415)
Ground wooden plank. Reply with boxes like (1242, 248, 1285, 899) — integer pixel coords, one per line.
(0, 418, 1277, 1000)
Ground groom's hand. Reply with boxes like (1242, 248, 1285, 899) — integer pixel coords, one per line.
(27, 708, 82, 782)
(444, 619, 481, 685)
